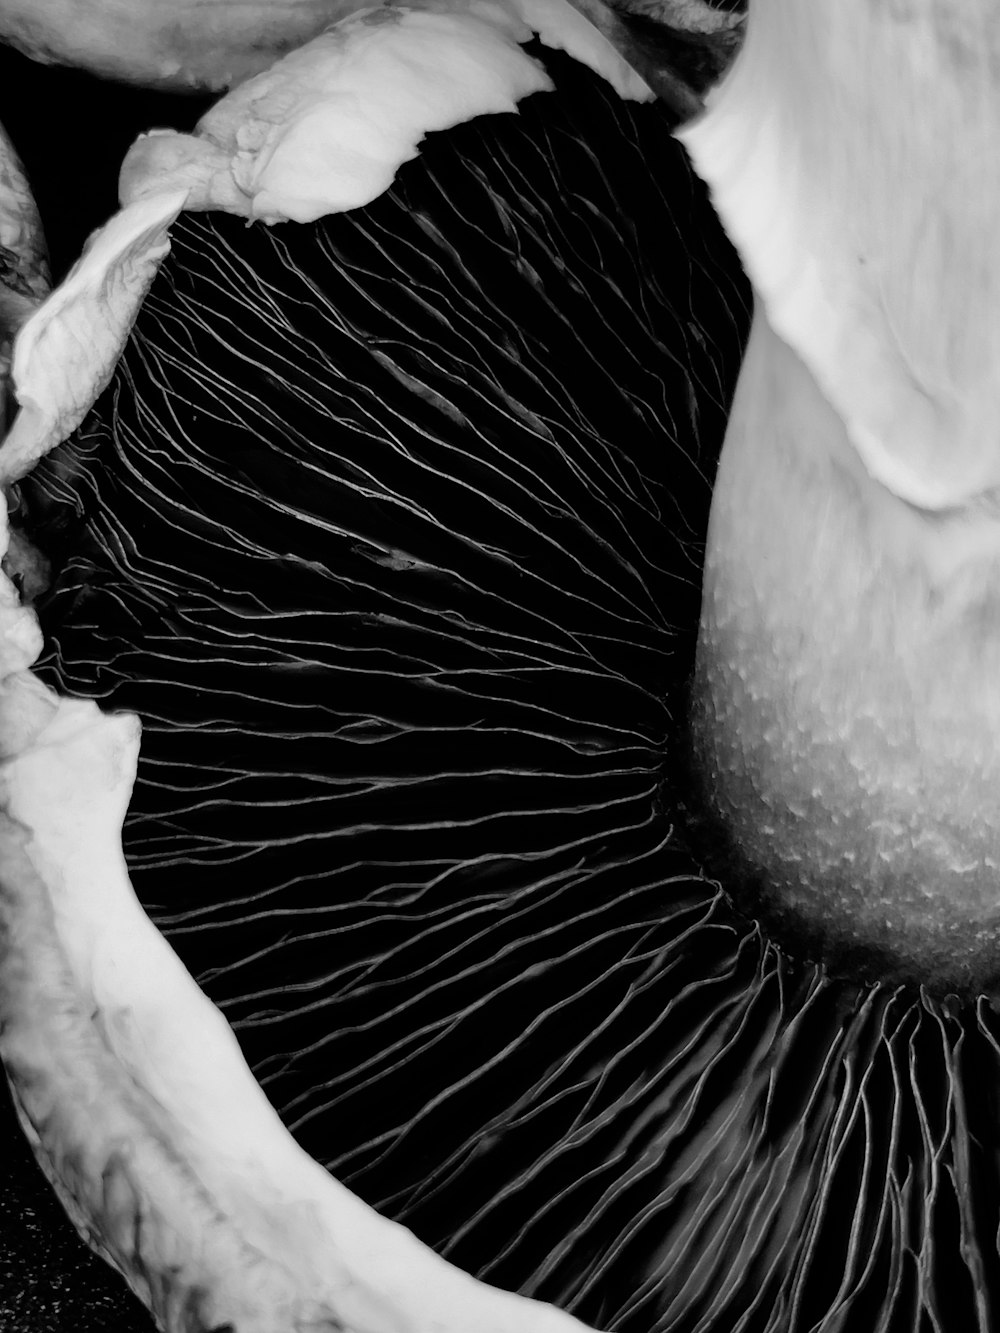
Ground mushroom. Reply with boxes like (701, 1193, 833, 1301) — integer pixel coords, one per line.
(3, 2, 998, 1333)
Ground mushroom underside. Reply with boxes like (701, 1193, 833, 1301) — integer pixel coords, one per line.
(3, 23, 1000, 1333)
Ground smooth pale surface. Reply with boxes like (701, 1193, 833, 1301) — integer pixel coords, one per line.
(119, 4, 554, 223)
(0, 0, 698, 97)
(693, 309, 1000, 989)
(685, 0, 1000, 988)
(0, 0, 367, 90)
(511, 0, 655, 99)
(680, 0, 1000, 511)
(119, 0, 651, 223)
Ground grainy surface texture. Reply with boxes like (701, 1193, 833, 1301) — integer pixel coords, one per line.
(0, 1079, 154, 1330)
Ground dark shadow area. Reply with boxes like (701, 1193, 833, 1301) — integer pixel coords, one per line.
(0, 1077, 155, 1332)
(0, 43, 212, 280)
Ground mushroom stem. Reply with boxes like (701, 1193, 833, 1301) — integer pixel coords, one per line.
(682, 0, 1000, 990)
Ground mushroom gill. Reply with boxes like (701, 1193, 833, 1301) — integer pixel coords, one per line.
(1, 2, 1000, 1333)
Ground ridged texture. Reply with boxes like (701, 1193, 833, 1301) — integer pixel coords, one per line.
(17, 41, 1000, 1333)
